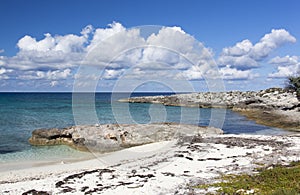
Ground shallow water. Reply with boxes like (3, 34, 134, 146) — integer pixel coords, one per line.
(0, 92, 290, 165)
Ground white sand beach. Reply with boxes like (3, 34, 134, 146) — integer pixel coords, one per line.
(1, 134, 300, 194)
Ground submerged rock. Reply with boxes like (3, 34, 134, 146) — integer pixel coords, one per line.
(29, 123, 223, 152)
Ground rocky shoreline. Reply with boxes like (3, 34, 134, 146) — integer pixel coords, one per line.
(120, 88, 300, 131)
(5, 88, 300, 194)
(5, 88, 298, 194)
(29, 123, 223, 152)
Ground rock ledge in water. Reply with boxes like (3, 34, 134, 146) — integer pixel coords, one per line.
(29, 123, 223, 152)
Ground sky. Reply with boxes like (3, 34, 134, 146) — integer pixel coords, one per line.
(0, 0, 300, 92)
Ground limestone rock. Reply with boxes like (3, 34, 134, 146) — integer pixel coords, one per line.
(29, 123, 223, 152)
(119, 88, 300, 131)
(120, 88, 299, 111)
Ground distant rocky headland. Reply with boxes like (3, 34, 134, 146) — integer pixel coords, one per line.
(119, 88, 300, 131)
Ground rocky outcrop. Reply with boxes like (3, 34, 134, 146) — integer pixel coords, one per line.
(120, 88, 299, 110)
(29, 123, 223, 152)
(29, 128, 86, 151)
(119, 88, 300, 131)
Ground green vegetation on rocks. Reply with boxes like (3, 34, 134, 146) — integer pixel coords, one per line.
(195, 161, 300, 195)
(287, 75, 300, 99)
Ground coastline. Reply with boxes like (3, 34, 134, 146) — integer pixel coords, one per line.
(234, 108, 300, 131)
(0, 151, 95, 173)
(120, 88, 300, 131)
(1, 88, 300, 194)
(1, 134, 300, 194)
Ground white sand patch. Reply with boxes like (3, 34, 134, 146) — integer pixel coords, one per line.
(1, 134, 300, 194)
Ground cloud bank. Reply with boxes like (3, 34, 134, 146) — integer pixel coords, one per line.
(218, 29, 296, 69)
(0, 22, 298, 91)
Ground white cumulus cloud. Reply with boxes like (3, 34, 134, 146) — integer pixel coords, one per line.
(0, 67, 13, 75)
(18, 68, 71, 80)
(218, 29, 296, 70)
(83, 24, 218, 82)
(8, 28, 90, 71)
(87, 22, 126, 50)
(268, 55, 300, 78)
(251, 29, 296, 60)
(1, 23, 298, 90)
(3, 22, 219, 86)
(17, 33, 55, 52)
(84, 23, 145, 67)
(0, 67, 13, 80)
(220, 65, 259, 80)
(268, 55, 298, 66)
(17, 32, 87, 53)
(222, 39, 253, 57)
(102, 69, 125, 80)
(218, 55, 259, 70)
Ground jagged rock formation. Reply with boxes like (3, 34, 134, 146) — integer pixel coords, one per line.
(29, 123, 223, 152)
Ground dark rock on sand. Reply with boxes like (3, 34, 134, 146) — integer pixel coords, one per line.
(22, 189, 50, 195)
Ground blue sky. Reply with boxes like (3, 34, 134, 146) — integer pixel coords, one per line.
(0, 0, 300, 92)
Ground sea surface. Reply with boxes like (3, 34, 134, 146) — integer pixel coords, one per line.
(0, 92, 291, 168)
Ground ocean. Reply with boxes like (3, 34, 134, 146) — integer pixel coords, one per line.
(0, 92, 290, 169)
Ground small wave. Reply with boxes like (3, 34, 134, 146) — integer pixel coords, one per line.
(0, 149, 21, 154)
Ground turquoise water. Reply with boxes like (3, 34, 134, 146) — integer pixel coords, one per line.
(0, 92, 289, 165)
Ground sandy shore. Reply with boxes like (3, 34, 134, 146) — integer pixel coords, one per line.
(1, 134, 300, 194)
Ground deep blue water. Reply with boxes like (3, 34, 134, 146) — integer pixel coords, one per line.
(0, 92, 289, 163)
